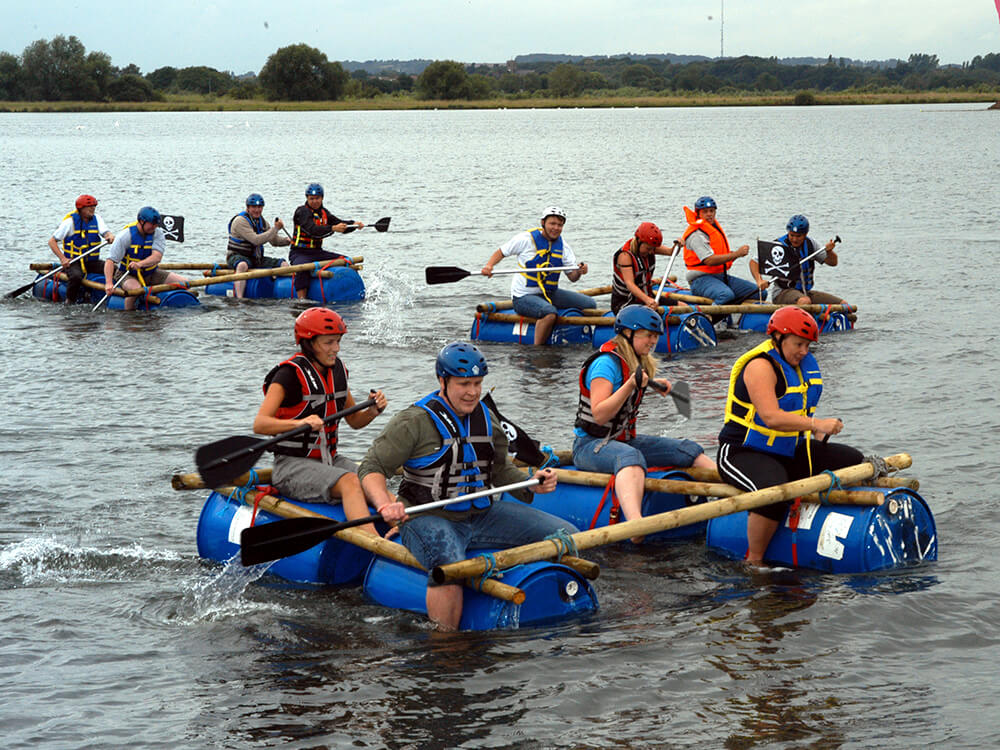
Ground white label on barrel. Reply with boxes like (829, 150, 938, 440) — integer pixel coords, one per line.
(512, 322, 530, 336)
(816, 512, 854, 560)
(787, 502, 820, 530)
(228, 505, 254, 545)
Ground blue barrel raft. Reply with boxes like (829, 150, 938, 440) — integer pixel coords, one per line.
(32, 274, 199, 308)
(706, 486, 937, 573)
(204, 267, 365, 303)
(363, 554, 599, 630)
(737, 306, 854, 334)
(592, 311, 717, 353)
(196, 491, 373, 585)
(514, 467, 707, 543)
(470, 306, 592, 346)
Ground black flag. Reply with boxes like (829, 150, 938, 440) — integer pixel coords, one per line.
(159, 214, 185, 242)
(480, 392, 548, 467)
(756, 239, 799, 284)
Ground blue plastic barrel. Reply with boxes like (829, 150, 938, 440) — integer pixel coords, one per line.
(470, 306, 592, 346)
(705, 486, 937, 572)
(591, 311, 716, 353)
(196, 491, 373, 585)
(738, 309, 854, 334)
(204, 267, 365, 302)
(520, 467, 705, 542)
(32, 275, 199, 308)
(363, 554, 599, 630)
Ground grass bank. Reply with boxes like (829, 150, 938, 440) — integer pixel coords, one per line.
(1, 89, 998, 113)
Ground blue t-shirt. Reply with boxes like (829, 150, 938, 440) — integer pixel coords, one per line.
(574, 354, 624, 438)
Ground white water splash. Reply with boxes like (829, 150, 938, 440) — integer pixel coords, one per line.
(360, 257, 419, 346)
(0, 536, 181, 585)
(177, 555, 293, 623)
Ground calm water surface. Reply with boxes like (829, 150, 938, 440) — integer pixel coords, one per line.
(1, 104, 998, 748)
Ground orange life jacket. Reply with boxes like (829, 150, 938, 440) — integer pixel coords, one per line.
(681, 206, 731, 275)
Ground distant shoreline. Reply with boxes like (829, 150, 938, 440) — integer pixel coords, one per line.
(2, 90, 997, 113)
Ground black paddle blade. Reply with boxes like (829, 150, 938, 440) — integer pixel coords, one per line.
(240, 514, 376, 565)
(425, 266, 472, 285)
(195, 434, 267, 488)
(372, 216, 391, 232)
(670, 381, 692, 419)
(5, 280, 36, 299)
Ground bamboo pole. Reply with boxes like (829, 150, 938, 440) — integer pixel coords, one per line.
(220, 487, 526, 603)
(431, 454, 912, 583)
(200, 263, 362, 279)
(172, 468, 273, 490)
(76, 275, 163, 304)
(474, 284, 709, 313)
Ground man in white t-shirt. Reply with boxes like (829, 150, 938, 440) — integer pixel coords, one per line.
(48, 194, 115, 303)
(480, 206, 594, 346)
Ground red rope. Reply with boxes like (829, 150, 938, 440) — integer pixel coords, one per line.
(589, 474, 617, 529)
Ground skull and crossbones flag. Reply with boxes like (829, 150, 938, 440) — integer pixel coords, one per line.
(480, 391, 547, 467)
(757, 239, 799, 284)
(159, 214, 185, 243)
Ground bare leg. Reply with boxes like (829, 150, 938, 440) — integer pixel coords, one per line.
(746, 511, 780, 563)
(426, 584, 463, 631)
(614, 465, 647, 544)
(693, 453, 717, 471)
(331, 473, 377, 536)
(121, 276, 139, 311)
(533, 312, 557, 346)
(233, 260, 249, 298)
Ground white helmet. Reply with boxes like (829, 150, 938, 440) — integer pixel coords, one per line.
(541, 205, 567, 224)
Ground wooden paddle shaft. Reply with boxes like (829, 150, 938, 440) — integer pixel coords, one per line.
(225, 488, 525, 603)
(431, 453, 912, 583)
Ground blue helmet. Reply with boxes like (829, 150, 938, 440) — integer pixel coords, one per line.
(694, 196, 717, 211)
(786, 214, 810, 233)
(137, 206, 161, 224)
(614, 305, 665, 336)
(436, 342, 488, 378)
(246, 193, 265, 207)
(305, 182, 324, 197)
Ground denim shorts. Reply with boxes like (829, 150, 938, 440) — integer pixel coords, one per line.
(399, 500, 579, 584)
(572, 432, 705, 475)
(512, 288, 597, 318)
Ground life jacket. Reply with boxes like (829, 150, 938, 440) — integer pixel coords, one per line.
(719, 339, 823, 456)
(122, 223, 159, 283)
(293, 205, 332, 251)
(398, 392, 495, 511)
(264, 354, 349, 463)
(611, 238, 655, 313)
(681, 205, 731, 275)
(575, 341, 645, 442)
(773, 234, 819, 293)
(520, 227, 564, 301)
(227, 211, 265, 259)
(62, 211, 103, 266)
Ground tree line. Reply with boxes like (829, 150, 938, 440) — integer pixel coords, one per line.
(2, 35, 998, 103)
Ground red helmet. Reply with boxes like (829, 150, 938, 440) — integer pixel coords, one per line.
(75, 194, 98, 210)
(294, 307, 347, 344)
(635, 221, 662, 247)
(766, 306, 819, 342)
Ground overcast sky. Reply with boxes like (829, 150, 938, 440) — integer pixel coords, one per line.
(4, 0, 998, 74)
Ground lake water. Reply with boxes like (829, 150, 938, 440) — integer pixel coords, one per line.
(1, 103, 999, 748)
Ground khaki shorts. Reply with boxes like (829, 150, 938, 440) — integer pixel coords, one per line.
(272, 453, 359, 502)
(116, 268, 173, 287)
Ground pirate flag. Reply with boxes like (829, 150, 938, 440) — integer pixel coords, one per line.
(159, 214, 185, 243)
(480, 391, 548, 467)
(757, 239, 799, 284)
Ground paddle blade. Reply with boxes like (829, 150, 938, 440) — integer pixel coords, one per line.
(670, 381, 692, 419)
(372, 217, 391, 232)
(5, 280, 35, 299)
(240, 514, 375, 565)
(195, 434, 267, 488)
(425, 266, 472, 285)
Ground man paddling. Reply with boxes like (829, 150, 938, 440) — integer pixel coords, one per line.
(750, 214, 844, 305)
(682, 196, 765, 305)
(290, 183, 364, 300)
(225, 193, 290, 299)
(102, 206, 189, 311)
(360, 342, 574, 630)
(48, 194, 115, 303)
(481, 206, 595, 345)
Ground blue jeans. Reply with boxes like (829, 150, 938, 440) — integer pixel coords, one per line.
(512, 288, 597, 318)
(690, 274, 762, 305)
(399, 500, 578, 582)
(572, 433, 705, 474)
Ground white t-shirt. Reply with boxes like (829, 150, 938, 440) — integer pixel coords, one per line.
(107, 227, 167, 263)
(51, 213, 110, 242)
(499, 230, 578, 298)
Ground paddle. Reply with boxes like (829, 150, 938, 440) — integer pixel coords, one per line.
(6, 242, 108, 299)
(91, 267, 131, 311)
(343, 217, 391, 234)
(652, 240, 682, 305)
(425, 265, 580, 285)
(643, 372, 691, 418)
(239, 476, 541, 565)
(195, 397, 376, 488)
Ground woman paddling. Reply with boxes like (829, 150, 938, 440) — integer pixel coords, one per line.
(572, 305, 716, 543)
(253, 307, 387, 534)
(716, 306, 863, 565)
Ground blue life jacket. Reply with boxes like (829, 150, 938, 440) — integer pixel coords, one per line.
(521, 227, 565, 300)
(720, 339, 823, 456)
(62, 211, 103, 265)
(398, 392, 495, 510)
(122, 223, 159, 281)
(774, 234, 820, 293)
